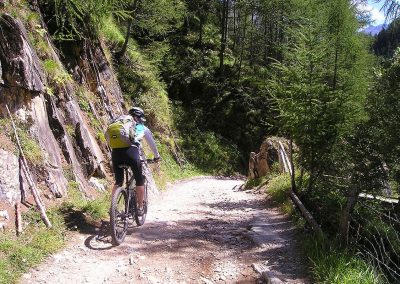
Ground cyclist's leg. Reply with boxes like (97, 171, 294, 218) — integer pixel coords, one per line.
(111, 149, 125, 194)
(126, 146, 145, 209)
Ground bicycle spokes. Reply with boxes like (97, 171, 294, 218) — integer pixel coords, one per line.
(110, 188, 129, 245)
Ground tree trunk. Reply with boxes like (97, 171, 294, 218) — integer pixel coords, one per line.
(249, 11, 255, 68)
(116, 0, 139, 61)
(339, 187, 359, 244)
(198, 15, 204, 48)
(232, 3, 236, 52)
(237, 13, 247, 82)
(219, 0, 229, 75)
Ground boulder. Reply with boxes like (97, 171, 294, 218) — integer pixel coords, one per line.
(0, 149, 20, 205)
(0, 210, 9, 220)
(248, 137, 290, 179)
(0, 14, 44, 92)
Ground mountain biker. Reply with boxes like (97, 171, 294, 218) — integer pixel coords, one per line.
(108, 107, 160, 216)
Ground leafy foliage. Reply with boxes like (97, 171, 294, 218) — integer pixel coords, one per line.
(39, 0, 131, 40)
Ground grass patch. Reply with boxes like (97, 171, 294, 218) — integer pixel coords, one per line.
(75, 87, 97, 113)
(43, 59, 58, 76)
(101, 16, 125, 45)
(267, 173, 291, 204)
(42, 59, 72, 86)
(246, 172, 304, 215)
(63, 183, 110, 221)
(18, 130, 43, 166)
(0, 184, 111, 283)
(0, 119, 43, 164)
(263, 173, 294, 215)
(305, 238, 384, 284)
(0, 208, 66, 284)
(244, 176, 269, 189)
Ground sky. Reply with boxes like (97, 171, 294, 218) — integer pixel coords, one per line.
(365, 0, 386, 25)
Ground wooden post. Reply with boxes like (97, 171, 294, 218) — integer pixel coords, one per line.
(15, 203, 23, 235)
(6, 105, 52, 228)
(288, 139, 297, 195)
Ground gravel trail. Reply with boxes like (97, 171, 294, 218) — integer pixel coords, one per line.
(20, 177, 310, 284)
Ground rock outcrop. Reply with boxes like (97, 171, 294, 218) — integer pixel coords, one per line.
(0, 14, 44, 94)
(248, 137, 291, 179)
(0, 5, 151, 231)
(0, 149, 20, 205)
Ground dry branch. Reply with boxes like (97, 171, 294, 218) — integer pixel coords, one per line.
(167, 126, 186, 168)
(6, 104, 52, 228)
(278, 141, 322, 237)
(290, 190, 324, 238)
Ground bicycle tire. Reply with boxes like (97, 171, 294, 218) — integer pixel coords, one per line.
(110, 187, 128, 245)
(134, 178, 148, 226)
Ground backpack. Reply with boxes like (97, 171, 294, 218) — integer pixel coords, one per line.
(105, 115, 135, 149)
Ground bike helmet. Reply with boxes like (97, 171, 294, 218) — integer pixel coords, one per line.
(128, 107, 146, 121)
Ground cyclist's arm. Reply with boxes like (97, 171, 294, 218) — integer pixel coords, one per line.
(143, 126, 160, 159)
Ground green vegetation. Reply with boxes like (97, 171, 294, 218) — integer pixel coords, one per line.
(0, 209, 66, 284)
(265, 174, 292, 213)
(64, 182, 110, 221)
(75, 88, 92, 113)
(252, 173, 384, 283)
(39, 0, 131, 40)
(154, 142, 203, 188)
(62, 164, 75, 181)
(42, 59, 72, 85)
(17, 130, 43, 166)
(305, 239, 383, 284)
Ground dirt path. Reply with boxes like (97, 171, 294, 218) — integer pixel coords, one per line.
(20, 177, 310, 284)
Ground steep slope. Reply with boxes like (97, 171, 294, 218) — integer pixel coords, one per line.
(0, 0, 146, 231)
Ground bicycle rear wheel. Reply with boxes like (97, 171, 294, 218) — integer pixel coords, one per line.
(110, 187, 128, 245)
(134, 179, 148, 226)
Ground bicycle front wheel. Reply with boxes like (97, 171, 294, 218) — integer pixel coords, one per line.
(110, 187, 128, 245)
(134, 179, 148, 226)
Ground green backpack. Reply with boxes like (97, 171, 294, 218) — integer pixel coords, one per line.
(105, 115, 135, 149)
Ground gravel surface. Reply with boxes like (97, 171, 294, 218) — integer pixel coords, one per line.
(20, 177, 310, 284)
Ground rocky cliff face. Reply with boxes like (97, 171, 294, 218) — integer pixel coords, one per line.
(0, 1, 139, 230)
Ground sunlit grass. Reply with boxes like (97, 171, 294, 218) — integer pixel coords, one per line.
(305, 239, 384, 284)
(0, 208, 66, 283)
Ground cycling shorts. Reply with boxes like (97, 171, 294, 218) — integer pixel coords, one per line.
(111, 146, 144, 186)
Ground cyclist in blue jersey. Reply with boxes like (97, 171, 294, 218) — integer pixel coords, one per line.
(110, 107, 160, 215)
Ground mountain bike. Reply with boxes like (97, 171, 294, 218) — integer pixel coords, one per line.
(110, 147, 157, 245)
